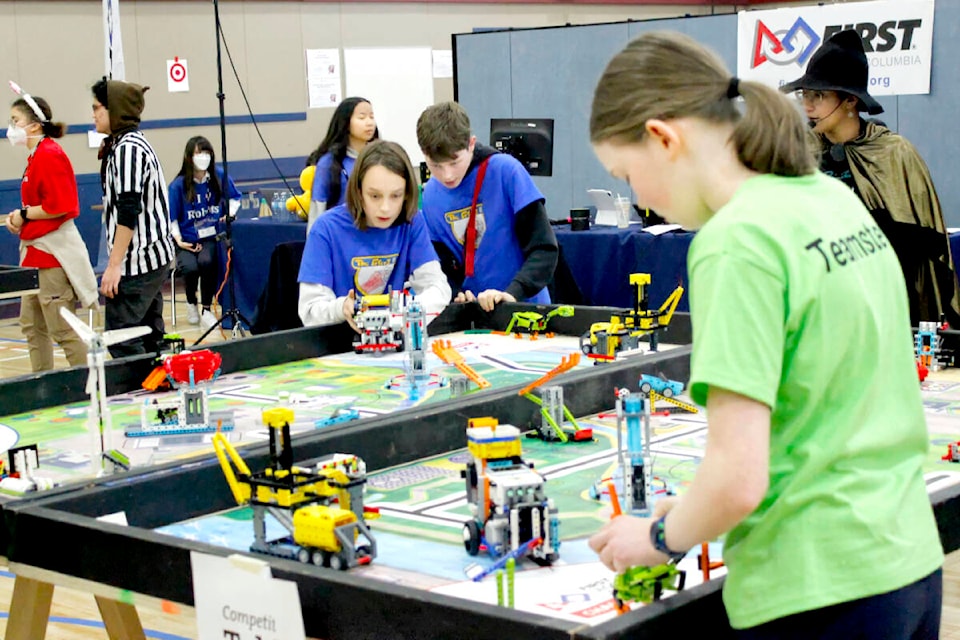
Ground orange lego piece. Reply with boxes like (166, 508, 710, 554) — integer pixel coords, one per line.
(606, 481, 622, 518)
(699, 542, 724, 581)
(142, 365, 168, 391)
(431, 339, 491, 389)
(517, 352, 581, 397)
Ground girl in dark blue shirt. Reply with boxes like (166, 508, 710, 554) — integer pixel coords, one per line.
(168, 136, 241, 328)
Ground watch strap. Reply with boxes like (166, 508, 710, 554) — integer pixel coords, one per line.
(650, 514, 686, 561)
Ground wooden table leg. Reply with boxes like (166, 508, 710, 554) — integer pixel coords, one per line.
(6, 575, 55, 640)
(95, 595, 147, 640)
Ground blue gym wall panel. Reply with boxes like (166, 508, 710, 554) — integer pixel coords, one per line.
(508, 22, 629, 219)
(898, 0, 960, 228)
(454, 8, 956, 223)
(455, 30, 513, 151)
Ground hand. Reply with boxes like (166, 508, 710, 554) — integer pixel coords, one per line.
(5, 211, 21, 235)
(588, 515, 670, 573)
(343, 289, 359, 333)
(475, 289, 516, 312)
(100, 264, 122, 299)
(177, 239, 200, 253)
(453, 290, 476, 304)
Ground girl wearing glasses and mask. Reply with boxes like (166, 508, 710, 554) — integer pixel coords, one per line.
(168, 136, 242, 329)
(783, 30, 960, 328)
(4, 88, 98, 372)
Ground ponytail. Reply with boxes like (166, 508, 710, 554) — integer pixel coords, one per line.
(591, 31, 816, 178)
(731, 80, 816, 177)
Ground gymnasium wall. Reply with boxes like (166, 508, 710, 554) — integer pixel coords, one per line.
(0, 0, 861, 265)
(454, 1, 959, 225)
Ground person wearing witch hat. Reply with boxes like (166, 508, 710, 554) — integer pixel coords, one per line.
(92, 77, 175, 357)
(782, 29, 960, 329)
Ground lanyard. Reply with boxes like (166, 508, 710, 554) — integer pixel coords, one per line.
(464, 158, 489, 277)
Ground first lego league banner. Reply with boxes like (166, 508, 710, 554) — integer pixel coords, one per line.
(737, 0, 935, 96)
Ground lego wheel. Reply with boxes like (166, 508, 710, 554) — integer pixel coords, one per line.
(297, 548, 311, 564)
(311, 550, 329, 567)
(330, 554, 346, 571)
(581, 343, 592, 355)
(357, 544, 373, 558)
(463, 520, 481, 556)
(640, 382, 652, 394)
(663, 387, 674, 398)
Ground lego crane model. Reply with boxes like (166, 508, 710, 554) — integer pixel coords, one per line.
(59, 307, 151, 475)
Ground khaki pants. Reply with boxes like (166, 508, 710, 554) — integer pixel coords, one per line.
(20, 267, 88, 372)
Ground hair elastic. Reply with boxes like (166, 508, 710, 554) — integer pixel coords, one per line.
(8, 81, 48, 123)
(726, 77, 741, 100)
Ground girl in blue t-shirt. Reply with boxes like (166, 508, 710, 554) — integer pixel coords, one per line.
(168, 136, 241, 329)
(298, 140, 450, 328)
(305, 97, 379, 228)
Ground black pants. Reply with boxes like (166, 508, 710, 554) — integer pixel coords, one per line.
(737, 569, 942, 640)
(104, 263, 170, 358)
(176, 241, 219, 308)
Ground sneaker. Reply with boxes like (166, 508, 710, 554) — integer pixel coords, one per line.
(186, 304, 200, 325)
(200, 309, 218, 331)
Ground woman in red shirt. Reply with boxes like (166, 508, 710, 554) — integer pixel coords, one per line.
(5, 91, 98, 371)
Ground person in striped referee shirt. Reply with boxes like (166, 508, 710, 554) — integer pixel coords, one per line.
(92, 78, 175, 358)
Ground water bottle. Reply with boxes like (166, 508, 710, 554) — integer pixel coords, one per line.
(271, 192, 284, 221)
(278, 191, 293, 222)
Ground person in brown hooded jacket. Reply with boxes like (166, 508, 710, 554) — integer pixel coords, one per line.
(782, 30, 960, 328)
(92, 77, 175, 357)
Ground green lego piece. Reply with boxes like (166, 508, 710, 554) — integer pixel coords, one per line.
(613, 563, 685, 607)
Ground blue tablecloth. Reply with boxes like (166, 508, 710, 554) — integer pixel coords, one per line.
(225, 219, 696, 325)
(220, 219, 306, 327)
(555, 225, 694, 311)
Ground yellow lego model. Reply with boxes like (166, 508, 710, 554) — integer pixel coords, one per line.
(580, 273, 684, 362)
(213, 407, 377, 569)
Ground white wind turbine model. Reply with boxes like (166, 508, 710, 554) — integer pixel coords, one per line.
(60, 307, 151, 476)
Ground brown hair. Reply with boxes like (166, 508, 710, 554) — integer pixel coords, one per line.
(416, 101, 471, 162)
(590, 31, 816, 177)
(12, 97, 66, 139)
(345, 140, 419, 230)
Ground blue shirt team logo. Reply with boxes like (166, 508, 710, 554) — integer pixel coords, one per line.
(444, 206, 487, 247)
(351, 254, 399, 295)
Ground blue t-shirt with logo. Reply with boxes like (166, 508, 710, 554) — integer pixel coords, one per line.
(298, 204, 439, 296)
(311, 152, 356, 208)
(168, 170, 241, 244)
(421, 152, 549, 304)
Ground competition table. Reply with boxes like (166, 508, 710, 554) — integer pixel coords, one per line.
(6, 305, 960, 640)
(0, 303, 703, 639)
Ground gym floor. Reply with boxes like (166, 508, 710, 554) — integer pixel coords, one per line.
(0, 277, 226, 379)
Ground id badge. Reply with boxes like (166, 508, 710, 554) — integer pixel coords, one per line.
(197, 226, 216, 239)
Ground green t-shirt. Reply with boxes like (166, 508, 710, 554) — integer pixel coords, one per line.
(687, 172, 942, 629)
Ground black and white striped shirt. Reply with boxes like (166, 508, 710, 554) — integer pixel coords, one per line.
(103, 130, 175, 276)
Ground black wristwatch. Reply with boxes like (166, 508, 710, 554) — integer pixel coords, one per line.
(649, 514, 686, 562)
(19, 207, 28, 225)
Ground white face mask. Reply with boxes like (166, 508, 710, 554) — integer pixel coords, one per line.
(193, 153, 211, 171)
(6, 125, 27, 147)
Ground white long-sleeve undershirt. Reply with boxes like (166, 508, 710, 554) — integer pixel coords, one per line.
(298, 259, 451, 327)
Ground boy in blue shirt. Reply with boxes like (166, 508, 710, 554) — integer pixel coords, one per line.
(298, 140, 450, 328)
(416, 102, 557, 311)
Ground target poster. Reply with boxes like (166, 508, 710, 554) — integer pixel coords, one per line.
(167, 56, 190, 93)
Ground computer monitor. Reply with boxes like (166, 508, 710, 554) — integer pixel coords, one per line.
(489, 118, 554, 177)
